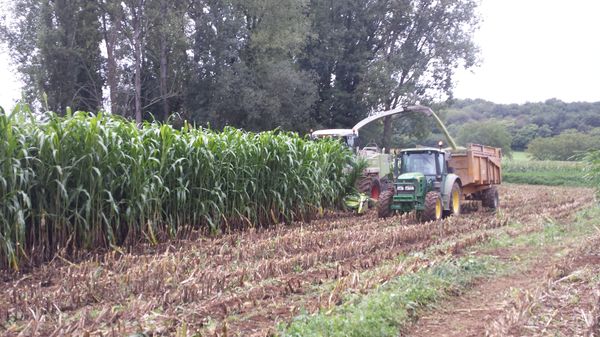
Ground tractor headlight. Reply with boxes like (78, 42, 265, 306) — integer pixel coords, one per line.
(397, 185, 404, 191)
(404, 185, 415, 191)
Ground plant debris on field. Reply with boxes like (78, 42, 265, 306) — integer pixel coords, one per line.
(0, 184, 594, 336)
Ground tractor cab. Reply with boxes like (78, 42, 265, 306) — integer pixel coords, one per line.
(395, 148, 448, 185)
(393, 147, 449, 196)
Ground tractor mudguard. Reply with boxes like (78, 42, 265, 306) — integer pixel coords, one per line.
(441, 174, 461, 210)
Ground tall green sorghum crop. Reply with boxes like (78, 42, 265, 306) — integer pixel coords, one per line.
(0, 108, 354, 270)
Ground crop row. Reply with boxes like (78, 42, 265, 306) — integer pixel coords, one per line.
(0, 109, 353, 270)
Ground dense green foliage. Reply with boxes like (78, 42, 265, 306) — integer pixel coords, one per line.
(0, 107, 353, 270)
(1, 0, 479, 140)
(501, 153, 587, 187)
(457, 120, 513, 157)
(526, 130, 600, 161)
(445, 99, 600, 158)
(2, 0, 105, 112)
(446, 99, 600, 138)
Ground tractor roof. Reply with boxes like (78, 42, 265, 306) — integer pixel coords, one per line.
(401, 147, 445, 153)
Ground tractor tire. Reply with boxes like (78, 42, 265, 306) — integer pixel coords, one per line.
(379, 177, 391, 193)
(443, 182, 462, 218)
(357, 176, 372, 195)
(481, 186, 499, 210)
(358, 176, 381, 205)
(377, 189, 394, 218)
(417, 192, 443, 222)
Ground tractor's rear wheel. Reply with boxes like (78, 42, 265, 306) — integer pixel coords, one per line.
(443, 182, 462, 217)
(418, 192, 443, 222)
(481, 186, 499, 210)
(377, 189, 394, 218)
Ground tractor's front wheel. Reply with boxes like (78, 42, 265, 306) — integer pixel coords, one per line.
(418, 192, 443, 222)
(377, 189, 394, 218)
(443, 182, 462, 217)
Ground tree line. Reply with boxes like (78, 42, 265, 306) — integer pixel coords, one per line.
(444, 99, 600, 160)
(1, 0, 479, 142)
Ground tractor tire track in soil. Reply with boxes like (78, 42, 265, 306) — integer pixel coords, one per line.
(406, 247, 551, 337)
(486, 230, 600, 337)
(407, 192, 599, 337)
(0, 184, 595, 336)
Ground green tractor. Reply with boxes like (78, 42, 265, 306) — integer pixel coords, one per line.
(375, 105, 502, 222)
(377, 143, 502, 221)
(310, 105, 502, 219)
(378, 147, 462, 221)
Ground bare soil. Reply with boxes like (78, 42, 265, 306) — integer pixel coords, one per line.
(406, 247, 555, 337)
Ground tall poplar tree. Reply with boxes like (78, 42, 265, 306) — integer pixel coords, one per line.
(2, 0, 104, 113)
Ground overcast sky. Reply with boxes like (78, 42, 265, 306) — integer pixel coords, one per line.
(0, 49, 20, 111)
(453, 0, 600, 104)
(2, 0, 600, 110)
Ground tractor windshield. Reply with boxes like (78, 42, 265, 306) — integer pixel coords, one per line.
(400, 152, 437, 175)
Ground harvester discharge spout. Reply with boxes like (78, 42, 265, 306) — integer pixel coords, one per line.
(405, 106, 458, 151)
(350, 105, 457, 151)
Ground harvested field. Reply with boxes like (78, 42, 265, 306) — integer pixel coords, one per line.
(0, 184, 595, 336)
(487, 231, 600, 337)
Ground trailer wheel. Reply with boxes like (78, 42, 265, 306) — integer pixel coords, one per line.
(377, 189, 394, 218)
(444, 182, 462, 217)
(418, 192, 443, 222)
(481, 186, 499, 210)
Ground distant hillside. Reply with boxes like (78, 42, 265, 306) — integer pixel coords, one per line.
(350, 98, 600, 156)
(440, 99, 600, 152)
(444, 98, 600, 135)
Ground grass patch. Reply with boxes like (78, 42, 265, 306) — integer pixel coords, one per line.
(486, 208, 599, 251)
(279, 257, 497, 337)
(509, 151, 531, 162)
(502, 159, 586, 186)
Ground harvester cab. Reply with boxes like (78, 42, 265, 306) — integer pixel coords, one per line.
(310, 128, 389, 200)
(309, 129, 357, 149)
(310, 105, 435, 200)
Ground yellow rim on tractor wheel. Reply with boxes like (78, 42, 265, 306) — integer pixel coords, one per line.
(452, 190, 460, 214)
(435, 198, 442, 219)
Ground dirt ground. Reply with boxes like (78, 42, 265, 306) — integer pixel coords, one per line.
(0, 184, 596, 336)
(407, 199, 600, 337)
(407, 247, 560, 337)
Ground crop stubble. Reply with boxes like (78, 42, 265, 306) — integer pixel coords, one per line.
(0, 184, 594, 336)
